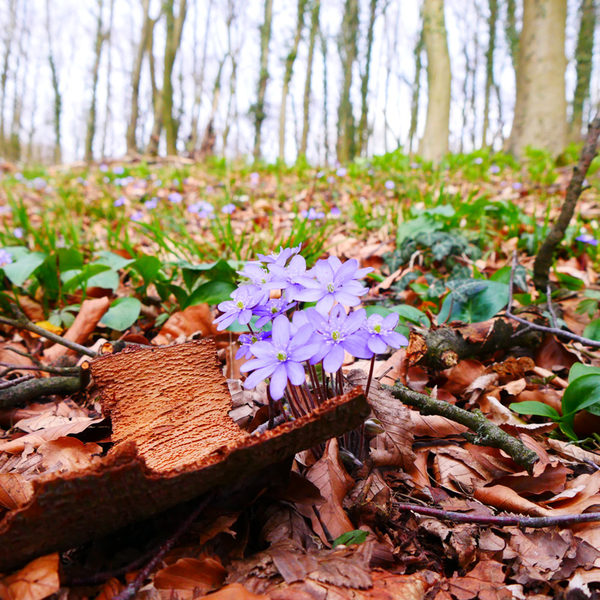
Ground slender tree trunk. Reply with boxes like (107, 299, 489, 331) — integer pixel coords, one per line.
(199, 57, 225, 155)
(408, 23, 424, 154)
(9, 0, 28, 161)
(570, 0, 596, 141)
(0, 1, 17, 156)
(126, 0, 153, 154)
(222, 0, 241, 154)
(278, 0, 307, 163)
(253, 0, 273, 162)
(357, 0, 377, 156)
(321, 27, 330, 163)
(504, 0, 519, 72)
(482, 0, 498, 147)
(163, 0, 188, 156)
(101, 0, 115, 158)
(419, 0, 451, 162)
(299, 0, 320, 160)
(508, 0, 567, 158)
(146, 17, 162, 156)
(336, 0, 359, 163)
(45, 0, 61, 163)
(85, 0, 106, 162)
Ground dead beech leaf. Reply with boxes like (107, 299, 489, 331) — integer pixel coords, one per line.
(535, 335, 578, 373)
(37, 437, 103, 474)
(154, 557, 226, 598)
(446, 559, 510, 600)
(95, 577, 125, 600)
(474, 485, 552, 516)
(152, 303, 218, 345)
(0, 343, 35, 376)
(377, 348, 406, 386)
(299, 438, 355, 544)
(442, 360, 487, 395)
(0, 473, 34, 510)
(198, 583, 268, 599)
(1, 553, 60, 600)
(0, 416, 104, 453)
(43, 296, 110, 363)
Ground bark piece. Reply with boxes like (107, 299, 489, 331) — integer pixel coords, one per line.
(0, 340, 369, 570)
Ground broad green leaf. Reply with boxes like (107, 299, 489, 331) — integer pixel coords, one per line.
(95, 250, 135, 270)
(186, 280, 236, 307)
(568, 362, 600, 383)
(584, 319, 600, 341)
(332, 530, 368, 548)
(437, 280, 509, 324)
(0, 246, 30, 261)
(87, 268, 120, 290)
(490, 264, 528, 292)
(132, 255, 163, 284)
(100, 297, 141, 331)
(57, 248, 84, 271)
(561, 373, 600, 418)
(3, 252, 47, 286)
(509, 401, 561, 420)
(389, 305, 430, 327)
(61, 264, 111, 293)
(397, 216, 441, 245)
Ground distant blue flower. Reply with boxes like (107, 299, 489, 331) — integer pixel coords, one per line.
(99, 164, 109, 173)
(145, 197, 158, 210)
(330, 206, 341, 218)
(115, 176, 133, 187)
(222, 203, 236, 214)
(300, 207, 325, 220)
(294, 256, 371, 313)
(488, 164, 500, 174)
(316, 170, 325, 178)
(336, 167, 347, 177)
(474, 157, 484, 165)
(215, 284, 266, 330)
(103, 176, 110, 184)
(384, 180, 395, 190)
(0, 248, 13, 267)
(14, 172, 23, 181)
(13, 227, 23, 239)
(130, 210, 143, 222)
(0, 204, 11, 215)
(576, 233, 598, 246)
(240, 314, 319, 399)
(188, 200, 214, 218)
(155, 179, 162, 187)
(113, 166, 125, 175)
(31, 177, 46, 190)
(410, 162, 419, 169)
(327, 176, 335, 184)
(512, 182, 523, 191)
(307, 305, 371, 372)
(583, 179, 590, 187)
(206, 185, 215, 194)
(363, 313, 408, 353)
(168, 191, 183, 204)
(114, 196, 126, 207)
(249, 172, 260, 186)
(236, 330, 272, 360)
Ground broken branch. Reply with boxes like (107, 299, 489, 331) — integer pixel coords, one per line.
(0, 375, 84, 408)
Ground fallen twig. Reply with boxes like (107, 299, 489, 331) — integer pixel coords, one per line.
(388, 383, 538, 473)
(506, 251, 600, 348)
(394, 501, 600, 528)
(0, 375, 83, 408)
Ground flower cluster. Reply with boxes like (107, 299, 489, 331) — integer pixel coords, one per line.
(214, 246, 407, 404)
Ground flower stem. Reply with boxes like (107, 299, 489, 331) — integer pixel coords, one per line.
(365, 355, 375, 399)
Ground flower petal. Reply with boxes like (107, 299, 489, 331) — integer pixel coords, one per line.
(269, 364, 288, 399)
(323, 344, 345, 373)
(286, 361, 306, 386)
(244, 364, 277, 389)
(272, 315, 290, 348)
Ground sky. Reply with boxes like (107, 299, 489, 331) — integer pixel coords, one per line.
(1, 0, 597, 165)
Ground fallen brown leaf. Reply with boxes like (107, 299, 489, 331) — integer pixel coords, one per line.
(152, 303, 218, 345)
(153, 556, 227, 598)
(198, 583, 268, 599)
(0, 553, 59, 600)
(0, 474, 34, 510)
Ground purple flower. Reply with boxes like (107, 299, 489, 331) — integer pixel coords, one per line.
(267, 254, 308, 298)
(512, 182, 523, 191)
(206, 185, 215, 194)
(238, 261, 274, 286)
(300, 207, 325, 220)
(113, 165, 125, 175)
(249, 172, 260, 186)
(222, 203, 236, 214)
(294, 256, 371, 313)
(0, 249, 13, 267)
(327, 176, 335, 184)
(99, 164, 109, 173)
(330, 206, 341, 218)
(13, 227, 23, 239)
(236, 330, 271, 360)
(0, 204, 12, 215)
(488, 164, 500, 174)
(114, 196, 126, 207)
(384, 180, 395, 190)
(474, 157, 484, 165)
(306, 306, 371, 372)
(130, 210, 144, 222)
(240, 315, 319, 400)
(576, 233, 598, 246)
(410, 162, 419, 169)
(188, 201, 214, 217)
(145, 197, 158, 210)
(364, 313, 408, 353)
(336, 167, 347, 177)
(168, 191, 183, 204)
(253, 297, 296, 328)
(257, 245, 302, 267)
(214, 284, 266, 330)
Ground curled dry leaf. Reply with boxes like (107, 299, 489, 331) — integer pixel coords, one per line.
(43, 296, 111, 363)
(37, 437, 103, 474)
(0, 553, 60, 600)
(152, 303, 218, 345)
(198, 583, 268, 599)
(153, 557, 227, 598)
(0, 473, 34, 510)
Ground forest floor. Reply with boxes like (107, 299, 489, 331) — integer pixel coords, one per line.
(1, 150, 600, 599)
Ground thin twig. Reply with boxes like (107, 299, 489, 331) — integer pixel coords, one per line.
(0, 374, 35, 389)
(112, 495, 212, 600)
(546, 283, 559, 329)
(506, 251, 600, 348)
(0, 362, 80, 377)
(0, 375, 83, 408)
(394, 502, 600, 528)
(0, 313, 97, 357)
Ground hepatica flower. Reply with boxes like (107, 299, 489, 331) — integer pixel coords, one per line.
(0, 249, 13, 267)
(300, 207, 325, 220)
(576, 233, 598, 246)
(364, 313, 408, 353)
(168, 191, 183, 204)
(114, 196, 126, 207)
(222, 203, 235, 214)
(240, 315, 319, 399)
(215, 284, 266, 330)
(384, 180, 395, 190)
(236, 330, 271, 360)
(253, 297, 296, 328)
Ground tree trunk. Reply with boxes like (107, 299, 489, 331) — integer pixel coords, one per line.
(84, 0, 105, 163)
(253, 0, 273, 162)
(419, 0, 451, 163)
(504, 0, 519, 72)
(299, 0, 320, 160)
(570, 0, 596, 141)
(482, 0, 498, 147)
(0, 1, 17, 156)
(320, 27, 330, 163)
(222, 0, 242, 154)
(126, 0, 153, 155)
(357, 0, 377, 156)
(508, 0, 567, 158)
(336, 0, 359, 163)
(101, 0, 115, 159)
(45, 0, 61, 163)
(146, 13, 162, 156)
(163, 0, 188, 156)
(408, 23, 424, 154)
(278, 0, 307, 163)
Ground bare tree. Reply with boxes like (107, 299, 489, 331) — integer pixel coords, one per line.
(45, 0, 62, 163)
(100, 0, 115, 158)
(320, 26, 330, 163)
(0, 0, 17, 157)
(482, 0, 498, 147)
(357, 0, 378, 156)
(278, 0, 308, 163)
(252, 0, 273, 161)
(408, 18, 424, 154)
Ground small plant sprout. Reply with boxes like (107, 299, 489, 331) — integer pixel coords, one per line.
(213, 246, 408, 434)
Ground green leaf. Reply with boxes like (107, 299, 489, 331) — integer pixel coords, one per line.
(490, 264, 528, 291)
(509, 401, 561, 420)
(87, 269, 120, 290)
(568, 362, 600, 383)
(132, 255, 163, 284)
(584, 319, 600, 341)
(95, 250, 135, 270)
(389, 305, 430, 327)
(61, 264, 112, 293)
(100, 297, 141, 331)
(332, 530, 368, 548)
(3, 252, 47, 286)
(57, 248, 84, 271)
(437, 280, 509, 324)
(561, 373, 600, 418)
(186, 280, 236, 307)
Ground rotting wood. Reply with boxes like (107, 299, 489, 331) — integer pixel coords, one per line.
(0, 339, 369, 570)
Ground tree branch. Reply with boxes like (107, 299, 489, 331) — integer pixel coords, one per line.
(0, 375, 83, 408)
(387, 383, 538, 473)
